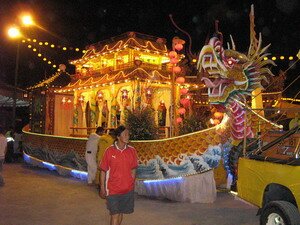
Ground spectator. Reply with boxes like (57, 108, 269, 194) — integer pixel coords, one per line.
(85, 127, 104, 185)
(0, 126, 7, 186)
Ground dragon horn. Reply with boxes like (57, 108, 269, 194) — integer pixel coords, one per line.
(230, 35, 236, 50)
(247, 4, 259, 58)
(227, 42, 231, 49)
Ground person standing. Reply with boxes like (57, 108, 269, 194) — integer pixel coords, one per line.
(85, 127, 104, 185)
(94, 129, 115, 187)
(13, 127, 23, 162)
(5, 127, 14, 163)
(0, 126, 8, 186)
(99, 125, 138, 225)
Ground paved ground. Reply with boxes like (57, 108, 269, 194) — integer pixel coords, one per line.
(0, 162, 259, 225)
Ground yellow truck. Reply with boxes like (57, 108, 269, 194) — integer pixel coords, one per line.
(237, 126, 300, 225)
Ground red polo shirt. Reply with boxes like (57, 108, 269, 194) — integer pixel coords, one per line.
(99, 143, 138, 195)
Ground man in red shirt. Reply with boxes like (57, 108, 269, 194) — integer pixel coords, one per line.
(99, 125, 138, 225)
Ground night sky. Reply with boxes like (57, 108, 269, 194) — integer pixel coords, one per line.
(0, 0, 299, 96)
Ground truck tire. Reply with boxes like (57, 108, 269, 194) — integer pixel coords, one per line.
(260, 201, 300, 225)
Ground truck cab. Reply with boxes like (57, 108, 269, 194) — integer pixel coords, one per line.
(237, 126, 300, 225)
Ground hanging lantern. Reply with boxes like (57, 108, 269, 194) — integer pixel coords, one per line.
(175, 43, 183, 51)
(180, 88, 188, 95)
(170, 58, 179, 64)
(78, 95, 85, 104)
(176, 117, 183, 123)
(214, 111, 224, 119)
(61, 97, 67, 104)
(173, 66, 181, 73)
(168, 51, 178, 58)
(145, 88, 152, 99)
(59, 64, 66, 72)
(213, 119, 220, 125)
(172, 37, 186, 47)
(97, 91, 104, 102)
(176, 76, 185, 84)
(180, 98, 190, 107)
(178, 107, 186, 115)
(121, 89, 129, 100)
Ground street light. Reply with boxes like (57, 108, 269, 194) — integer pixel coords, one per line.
(7, 14, 34, 130)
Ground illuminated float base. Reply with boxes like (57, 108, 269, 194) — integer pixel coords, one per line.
(135, 170, 216, 203)
(23, 152, 88, 181)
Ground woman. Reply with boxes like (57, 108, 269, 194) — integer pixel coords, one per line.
(99, 125, 138, 225)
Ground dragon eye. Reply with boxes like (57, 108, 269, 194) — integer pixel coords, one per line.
(228, 59, 233, 65)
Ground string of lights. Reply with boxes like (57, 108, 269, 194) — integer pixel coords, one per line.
(20, 38, 85, 72)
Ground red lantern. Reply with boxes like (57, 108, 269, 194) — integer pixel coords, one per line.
(180, 98, 186, 105)
(59, 64, 66, 72)
(176, 117, 183, 123)
(213, 119, 220, 125)
(214, 112, 223, 119)
(78, 95, 85, 104)
(168, 51, 177, 58)
(180, 98, 190, 107)
(175, 43, 183, 51)
(173, 66, 181, 73)
(180, 88, 188, 95)
(176, 77, 185, 84)
(170, 58, 179, 64)
(178, 107, 186, 115)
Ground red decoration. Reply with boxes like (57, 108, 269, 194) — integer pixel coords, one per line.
(172, 37, 186, 45)
(176, 117, 183, 123)
(213, 119, 220, 125)
(168, 51, 178, 58)
(180, 88, 188, 95)
(59, 64, 66, 72)
(78, 95, 85, 104)
(178, 107, 186, 115)
(214, 112, 223, 119)
(176, 77, 185, 84)
(173, 66, 181, 73)
(175, 43, 183, 51)
(170, 58, 179, 64)
(180, 98, 190, 107)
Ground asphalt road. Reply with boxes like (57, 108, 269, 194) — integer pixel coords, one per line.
(0, 163, 259, 225)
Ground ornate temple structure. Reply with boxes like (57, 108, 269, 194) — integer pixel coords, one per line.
(28, 32, 202, 137)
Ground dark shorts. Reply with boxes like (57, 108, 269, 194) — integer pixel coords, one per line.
(106, 190, 134, 215)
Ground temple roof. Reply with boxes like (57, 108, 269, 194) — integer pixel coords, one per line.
(89, 32, 167, 53)
(54, 67, 172, 92)
(70, 32, 168, 64)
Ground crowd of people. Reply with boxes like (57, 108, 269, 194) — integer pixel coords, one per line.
(0, 125, 24, 187)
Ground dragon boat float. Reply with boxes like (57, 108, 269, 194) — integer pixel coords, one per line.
(23, 6, 284, 203)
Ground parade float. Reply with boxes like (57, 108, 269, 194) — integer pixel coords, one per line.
(22, 6, 284, 203)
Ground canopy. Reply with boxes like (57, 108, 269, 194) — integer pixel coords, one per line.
(0, 81, 29, 107)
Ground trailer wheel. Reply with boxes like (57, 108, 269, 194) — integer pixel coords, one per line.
(260, 201, 300, 225)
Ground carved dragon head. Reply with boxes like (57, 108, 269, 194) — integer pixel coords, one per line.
(197, 8, 275, 106)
